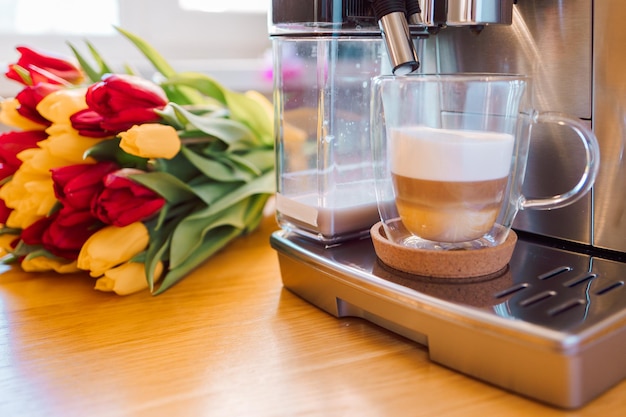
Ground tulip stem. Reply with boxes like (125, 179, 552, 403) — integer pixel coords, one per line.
(179, 137, 215, 145)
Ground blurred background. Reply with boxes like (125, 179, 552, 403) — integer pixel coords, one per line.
(0, 0, 272, 96)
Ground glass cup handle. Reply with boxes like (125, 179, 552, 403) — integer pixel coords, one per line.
(521, 111, 601, 210)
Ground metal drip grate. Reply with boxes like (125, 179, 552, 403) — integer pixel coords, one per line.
(503, 266, 624, 317)
(495, 245, 626, 332)
(271, 230, 626, 409)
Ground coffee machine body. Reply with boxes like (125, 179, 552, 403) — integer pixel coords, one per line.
(424, 0, 626, 255)
(427, 0, 626, 256)
(271, 0, 626, 255)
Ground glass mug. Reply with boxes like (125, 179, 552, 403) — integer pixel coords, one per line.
(370, 74, 600, 250)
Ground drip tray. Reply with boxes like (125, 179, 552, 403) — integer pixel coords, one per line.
(270, 230, 626, 409)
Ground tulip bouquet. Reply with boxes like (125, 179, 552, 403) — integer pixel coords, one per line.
(0, 28, 275, 295)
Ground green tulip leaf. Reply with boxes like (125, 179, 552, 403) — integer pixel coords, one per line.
(242, 193, 272, 233)
(84, 138, 149, 168)
(169, 197, 250, 269)
(154, 225, 241, 294)
(154, 105, 187, 130)
(203, 169, 274, 215)
(85, 41, 114, 75)
(114, 26, 204, 105)
(228, 148, 275, 175)
(167, 171, 273, 268)
(11, 241, 40, 257)
(186, 181, 238, 206)
(222, 90, 274, 146)
(67, 43, 101, 83)
(180, 146, 252, 182)
(114, 26, 176, 78)
(129, 171, 199, 205)
(219, 153, 262, 177)
(11, 65, 33, 85)
(146, 240, 168, 292)
(22, 248, 61, 261)
(166, 102, 258, 149)
(164, 72, 227, 105)
(163, 72, 273, 146)
(0, 227, 21, 236)
(150, 151, 200, 183)
(156, 190, 271, 294)
(192, 167, 273, 212)
(143, 211, 184, 291)
(68, 40, 114, 82)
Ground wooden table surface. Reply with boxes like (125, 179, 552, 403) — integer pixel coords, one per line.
(0, 212, 625, 417)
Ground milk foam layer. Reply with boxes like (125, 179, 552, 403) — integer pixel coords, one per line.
(390, 126, 515, 182)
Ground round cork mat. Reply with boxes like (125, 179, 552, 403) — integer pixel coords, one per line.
(370, 222, 517, 279)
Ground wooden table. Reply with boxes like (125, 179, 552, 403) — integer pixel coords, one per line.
(0, 212, 625, 417)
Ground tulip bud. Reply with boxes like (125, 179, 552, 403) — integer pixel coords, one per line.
(6, 46, 83, 85)
(119, 124, 181, 159)
(0, 98, 49, 130)
(74, 74, 168, 137)
(0, 130, 48, 181)
(77, 222, 150, 277)
(20, 256, 79, 273)
(91, 168, 165, 227)
(15, 83, 61, 125)
(51, 161, 119, 210)
(94, 261, 163, 295)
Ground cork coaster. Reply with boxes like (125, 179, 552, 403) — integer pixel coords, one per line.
(370, 222, 517, 279)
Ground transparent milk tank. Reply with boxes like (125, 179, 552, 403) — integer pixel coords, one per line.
(269, 0, 425, 244)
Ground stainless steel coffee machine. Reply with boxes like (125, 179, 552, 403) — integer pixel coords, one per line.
(269, 0, 626, 409)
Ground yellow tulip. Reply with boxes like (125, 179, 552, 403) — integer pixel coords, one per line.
(21, 256, 79, 273)
(0, 234, 18, 257)
(0, 169, 56, 229)
(36, 88, 87, 125)
(40, 125, 104, 164)
(94, 261, 163, 295)
(16, 144, 62, 174)
(35, 88, 104, 165)
(0, 98, 47, 131)
(77, 222, 150, 277)
(119, 123, 181, 159)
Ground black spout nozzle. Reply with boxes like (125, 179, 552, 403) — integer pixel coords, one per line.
(371, 0, 406, 20)
(405, 0, 423, 25)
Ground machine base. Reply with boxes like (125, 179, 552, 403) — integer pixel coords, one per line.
(270, 229, 626, 409)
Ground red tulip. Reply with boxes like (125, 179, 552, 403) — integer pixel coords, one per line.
(91, 168, 165, 227)
(0, 130, 48, 181)
(0, 199, 12, 224)
(69, 109, 116, 138)
(72, 74, 168, 138)
(51, 161, 120, 210)
(22, 207, 103, 260)
(43, 207, 102, 260)
(20, 211, 52, 246)
(5, 46, 83, 86)
(15, 83, 61, 125)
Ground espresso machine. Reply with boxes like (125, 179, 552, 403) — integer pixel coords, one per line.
(269, 0, 626, 409)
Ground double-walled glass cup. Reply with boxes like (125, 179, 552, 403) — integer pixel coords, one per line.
(371, 74, 600, 250)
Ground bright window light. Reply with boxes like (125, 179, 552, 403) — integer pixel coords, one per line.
(0, 0, 119, 35)
(179, 0, 268, 13)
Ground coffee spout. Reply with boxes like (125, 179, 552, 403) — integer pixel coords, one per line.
(372, 0, 420, 75)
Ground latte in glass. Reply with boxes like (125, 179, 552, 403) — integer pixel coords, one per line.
(390, 126, 515, 243)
